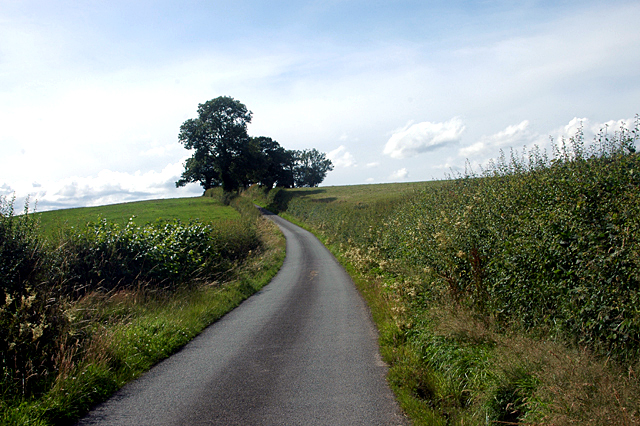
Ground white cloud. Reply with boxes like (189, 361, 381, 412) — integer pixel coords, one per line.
(327, 145, 356, 168)
(19, 161, 202, 211)
(390, 168, 409, 180)
(384, 118, 465, 159)
(0, 183, 13, 197)
(2, 2, 640, 205)
(459, 120, 540, 158)
(454, 116, 639, 175)
(433, 162, 454, 170)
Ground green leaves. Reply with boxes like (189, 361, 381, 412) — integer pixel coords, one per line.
(177, 96, 253, 192)
(1, 196, 66, 399)
(382, 122, 640, 360)
(266, 119, 640, 423)
(293, 148, 334, 188)
(275, 118, 640, 360)
(59, 216, 259, 296)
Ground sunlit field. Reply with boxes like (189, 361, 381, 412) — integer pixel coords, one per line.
(35, 197, 239, 239)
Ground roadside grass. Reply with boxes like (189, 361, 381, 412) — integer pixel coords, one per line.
(253, 122, 640, 425)
(35, 197, 239, 240)
(1, 195, 285, 425)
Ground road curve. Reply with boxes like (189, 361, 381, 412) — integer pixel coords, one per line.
(77, 209, 407, 426)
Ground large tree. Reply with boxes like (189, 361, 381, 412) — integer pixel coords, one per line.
(176, 97, 334, 192)
(250, 136, 295, 189)
(176, 96, 253, 192)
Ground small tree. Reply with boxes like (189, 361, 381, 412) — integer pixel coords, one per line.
(294, 149, 334, 187)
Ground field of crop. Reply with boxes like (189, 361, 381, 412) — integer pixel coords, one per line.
(1, 192, 285, 425)
(252, 121, 640, 425)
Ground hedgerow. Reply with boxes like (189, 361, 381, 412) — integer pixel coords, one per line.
(1, 193, 262, 409)
(387, 120, 640, 360)
(271, 117, 640, 424)
(56, 216, 259, 297)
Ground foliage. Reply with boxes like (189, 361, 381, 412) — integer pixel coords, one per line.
(56, 216, 259, 297)
(250, 136, 296, 189)
(387, 121, 640, 360)
(2, 214, 285, 425)
(1, 195, 278, 424)
(175, 96, 254, 192)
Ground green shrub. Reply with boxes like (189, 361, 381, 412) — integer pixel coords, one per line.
(56, 216, 259, 297)
(2, 193, 262, 403)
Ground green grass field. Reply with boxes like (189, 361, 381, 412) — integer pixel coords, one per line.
(278, 181, 440, 205)
(35, 197, 239, 238)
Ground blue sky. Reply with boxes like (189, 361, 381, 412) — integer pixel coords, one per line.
(1, 0, 639, 210)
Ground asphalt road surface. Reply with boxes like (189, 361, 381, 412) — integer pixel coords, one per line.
(77, 209, 407, 425)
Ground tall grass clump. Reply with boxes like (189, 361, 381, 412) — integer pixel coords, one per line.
(1, 196, 67, 401)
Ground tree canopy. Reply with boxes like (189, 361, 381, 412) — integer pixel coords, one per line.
(293, 149, 334, 187)
(176, 96, 333, 192)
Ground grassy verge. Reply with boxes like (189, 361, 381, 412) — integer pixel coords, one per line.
(1, 197, 285, 425)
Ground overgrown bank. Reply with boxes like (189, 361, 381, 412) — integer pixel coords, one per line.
(252, 121, 640, 424)
(1, 192, 285, 425)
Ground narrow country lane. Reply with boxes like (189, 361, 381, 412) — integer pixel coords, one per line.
(76, 209, 407, 426)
